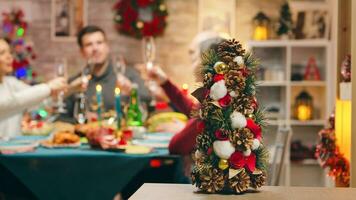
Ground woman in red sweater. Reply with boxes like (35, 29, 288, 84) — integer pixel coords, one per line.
(148, 32, 226, 155)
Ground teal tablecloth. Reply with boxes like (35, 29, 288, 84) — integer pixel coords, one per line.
(0, 136, 181, 200)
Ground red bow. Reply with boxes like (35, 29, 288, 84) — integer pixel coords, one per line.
(214, 129, 228, 141)
(229, 151, 256, 172)
(246, 119, 261, 140)
(213, 74, 225, 82)
(218, 94, 231, 107)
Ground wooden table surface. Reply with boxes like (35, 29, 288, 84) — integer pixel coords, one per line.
(130, 183, 356, 200)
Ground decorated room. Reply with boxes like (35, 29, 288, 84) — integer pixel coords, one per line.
(0, 0, 355, 199)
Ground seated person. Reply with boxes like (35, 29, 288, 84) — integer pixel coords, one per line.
(147, 31, 227, 155)
(61, 25, 151, 123)
(0, 38, 67, 140)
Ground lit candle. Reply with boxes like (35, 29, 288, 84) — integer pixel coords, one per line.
(96, 84, 102, 123)
(182, 83, 189, 95)
(115, 87, 122, 129)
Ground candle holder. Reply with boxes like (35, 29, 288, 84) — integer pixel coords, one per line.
(294, 90, 313, 121)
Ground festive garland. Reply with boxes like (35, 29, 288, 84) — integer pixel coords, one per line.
(191, 39, 268, 194)
(315, 112, 350, 187)
(113, 0, 168, 38)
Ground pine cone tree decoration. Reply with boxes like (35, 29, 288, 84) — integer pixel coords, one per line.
(196, 133, 213, 152)
(199, 168, 226, 193)
(218, 39, 245, 62)
(228, 169, 250, 193)
(192, 39, 268, 194)
(229, 128, 254, 151)
(250, 172, 267, 189)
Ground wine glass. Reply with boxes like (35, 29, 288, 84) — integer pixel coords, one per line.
(55, 58, 67, 113)
(113, 55, 127, 75)
(142, 36, 158, 107)
(74, 93, 87, 124)
(142, 36, 156, 70)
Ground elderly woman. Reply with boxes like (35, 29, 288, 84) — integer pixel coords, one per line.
(147, 31, 227, 155)
(0, 38, 67, 140)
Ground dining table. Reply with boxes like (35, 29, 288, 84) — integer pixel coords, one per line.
(0, 134, 185, 200)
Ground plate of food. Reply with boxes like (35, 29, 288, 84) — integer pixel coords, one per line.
(0, 140, 39, 154)
(22, 120, 53, 136)
(41, 131, 81, 148)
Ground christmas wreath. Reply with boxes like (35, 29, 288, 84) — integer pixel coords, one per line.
(113, 0, 168, 38)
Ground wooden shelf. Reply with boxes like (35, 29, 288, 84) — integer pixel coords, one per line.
(290, 120, 325, 126)
(290, 81, 326, 87)
(248, 39, 330, 48)
(266, 119, 286, 126)
(291, 159, 319, 165)
(257, 81, 287, 87)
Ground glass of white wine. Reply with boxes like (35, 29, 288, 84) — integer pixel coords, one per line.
(55, 58, 67, 113)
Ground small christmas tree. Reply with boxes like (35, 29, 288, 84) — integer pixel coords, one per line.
(1, 8, 37, 83)
(277, 2, 293, 38)
(191, 39, 269, 194)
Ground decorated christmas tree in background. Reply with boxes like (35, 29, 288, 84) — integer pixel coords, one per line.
(277, 2, 293, 38)
(315, 111, 350, 187)
(191, 39, 269, 194)
(1, 8, 37, 83)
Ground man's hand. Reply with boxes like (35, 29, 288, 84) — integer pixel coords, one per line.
(116, 74, 132, 96)
(66, 75, 91, 96)
(47, 77, 68, 96)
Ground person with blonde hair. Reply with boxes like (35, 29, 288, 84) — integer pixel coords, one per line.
(0, 38, 67, 140)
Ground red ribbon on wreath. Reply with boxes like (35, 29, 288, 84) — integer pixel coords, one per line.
(113, 0, 168, 38)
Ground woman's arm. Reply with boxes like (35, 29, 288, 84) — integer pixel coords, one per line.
(168, 118, 200, 155)
(0, 80, 51, 119)
(161, 80, 196, 116)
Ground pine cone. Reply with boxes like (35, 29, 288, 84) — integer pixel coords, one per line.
(199, 168, 226, 193)
(191, 168, 200, 187)
(232, 95, 252, 113)
(225, 69, 246, 92)
(218, 39, 245, 62)
(196, 133, 213, 152)
(229, 128, 254, 151)
(228, 169, 250, 193)
(250, 172, 267, 189)
(203, 72, 214, 88)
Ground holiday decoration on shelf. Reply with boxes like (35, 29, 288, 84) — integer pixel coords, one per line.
(1, 8, 37, 83)
(277, 2, 293, 39)
(252, 12, 270, 40)
(294, 90, 313, 121)
(113, 0, 168, 39)
(315, 111, 350, 187)
(191, 39, 268, 194)
(304, 57, 321, 81)
(340, 54, 351, 82)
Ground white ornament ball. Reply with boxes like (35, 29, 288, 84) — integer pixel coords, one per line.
(230, 111, 247, 129)
(243, 149, 251, 157)
(233, 56, 244, 66)
(209, 80, 227, 100)
(251, 139, 260, 150)
(229, 91, 238, 97)
(213, 140, 235, 159)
